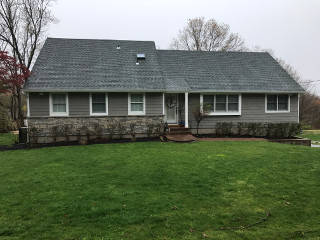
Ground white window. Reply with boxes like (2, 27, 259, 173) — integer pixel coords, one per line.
(128, 93, 145, 115)
(50, 93, 69, 116)
(266, 94, 290, 113)
(200, 94, 241, 116)
(90, 93, 108, 116)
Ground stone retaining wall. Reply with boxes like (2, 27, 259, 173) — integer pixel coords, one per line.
(268, 138, 311, 146)
(27, 115, 164, 143)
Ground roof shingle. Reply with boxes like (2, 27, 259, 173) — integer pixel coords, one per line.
(24, 38, 304, 93)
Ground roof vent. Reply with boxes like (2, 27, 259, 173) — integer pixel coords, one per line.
(137, 54, 145, 60)
(116, 45, 121, 50)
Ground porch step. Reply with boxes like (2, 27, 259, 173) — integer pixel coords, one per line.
(167, 125, 191, 135)
(165, 134, 196, 143)
(166, 130, 191, 135)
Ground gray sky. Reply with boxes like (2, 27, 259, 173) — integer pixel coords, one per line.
(49, 0, 320, 94)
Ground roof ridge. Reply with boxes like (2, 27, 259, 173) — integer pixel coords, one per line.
(47, 37, 156, 44)
(157, 49, 270, 54)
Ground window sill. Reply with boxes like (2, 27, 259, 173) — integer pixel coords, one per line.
(265, 111, 290, 113)
(90, 113, 108, 116)
(50, 113, 69, 117)
(128, 112, 145, 116)
(206, 112, 241, 116)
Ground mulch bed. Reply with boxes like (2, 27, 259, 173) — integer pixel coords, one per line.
(0, 137, 161, 152)
(197, 137, 267, 142)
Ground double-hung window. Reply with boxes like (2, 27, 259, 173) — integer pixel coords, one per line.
(201, 94, 241, 115)
(90, 93, 108, 115)
(266, 94, 289, 112)
(50, 93, 68, 116)
(129, 93, 145, 115)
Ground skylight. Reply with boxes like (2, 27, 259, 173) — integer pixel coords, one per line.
(137, 54, 145, 59)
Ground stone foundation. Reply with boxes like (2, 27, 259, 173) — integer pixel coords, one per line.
(27, 115, 164, 143)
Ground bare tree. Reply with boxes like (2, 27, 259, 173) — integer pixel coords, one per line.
(0, 0, 57, 126)
(170, 17, 247, 52)
(192, 102, 211, 136)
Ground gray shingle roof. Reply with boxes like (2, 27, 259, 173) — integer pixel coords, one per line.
(24, 38, 304, 93)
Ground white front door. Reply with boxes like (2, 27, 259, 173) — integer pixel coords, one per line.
(165, 94, 178, 124)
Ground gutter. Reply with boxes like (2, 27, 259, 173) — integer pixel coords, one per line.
(22, 89, 306, 94)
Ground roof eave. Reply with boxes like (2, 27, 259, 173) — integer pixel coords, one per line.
(23, 88, 305, 94)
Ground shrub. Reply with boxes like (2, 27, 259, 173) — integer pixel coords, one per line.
(129, 123, 136, 141)
(116, 121, 126, 139)
(51, 126, 59, 142)
(274, 123, 289, 138)
(216, 122, 233, 136)
(236, 122, 246, 136)
(0, 105, 13, 133)
(92, 123, 103, 140)
(215, 122, 222, 135)
(76, 128, 82, 142)
(146, 122, 154, 138)
(107, 123, 116, 140)
(64, 124, 73, 141)
(246, 123, 263, 137)
(81, 125, 91, 141)
(265, 123, 275, 138)
(288, 123, 301, 137)
(154, 120, 166, 136)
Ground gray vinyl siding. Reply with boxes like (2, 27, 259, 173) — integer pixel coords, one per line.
(188, 93, 299, 129)
(146, 93, 163, 115)
(69, 92, 89, 116)
(28, 92, 299, 122)
(29, 92, 49, 116)
(29, 92, 164, 117)
(108, 92, 128, 116)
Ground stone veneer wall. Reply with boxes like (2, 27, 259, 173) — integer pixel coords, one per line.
(28, 115, 164, 143)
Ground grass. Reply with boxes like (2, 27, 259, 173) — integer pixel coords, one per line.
(0, 132, 16, 146)
(298, 130, 320, 141)
(0, 141, 320, 239)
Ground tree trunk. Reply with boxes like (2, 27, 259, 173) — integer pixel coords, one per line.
(17, 87, 24, 127)
(196, 121, 200, 135)
(10, 95, 14, 119)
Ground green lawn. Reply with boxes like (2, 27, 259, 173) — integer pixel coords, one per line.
(0, 132, 15, 146)
(298, 130, 320, 141)
(0, 142, 319, 239)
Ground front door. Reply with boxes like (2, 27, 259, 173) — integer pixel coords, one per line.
(165, 94, 178, 124)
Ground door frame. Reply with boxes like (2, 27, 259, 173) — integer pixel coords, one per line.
(165, 93, 178, 124)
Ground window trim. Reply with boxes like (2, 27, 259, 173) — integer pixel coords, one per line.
(128, 93, 146, 115)
(89, 93, 108, 116)
(265, 94, 290, 113)
(200, 94, 242, 116)
(49, 93, 69, 117)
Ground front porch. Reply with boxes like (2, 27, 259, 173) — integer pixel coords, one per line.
(164, 124, 196, 142)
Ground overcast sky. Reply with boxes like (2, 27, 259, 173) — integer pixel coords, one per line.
(49, 0, 320, 94)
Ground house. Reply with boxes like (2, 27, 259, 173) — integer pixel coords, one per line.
(23, 38, 304, 142)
